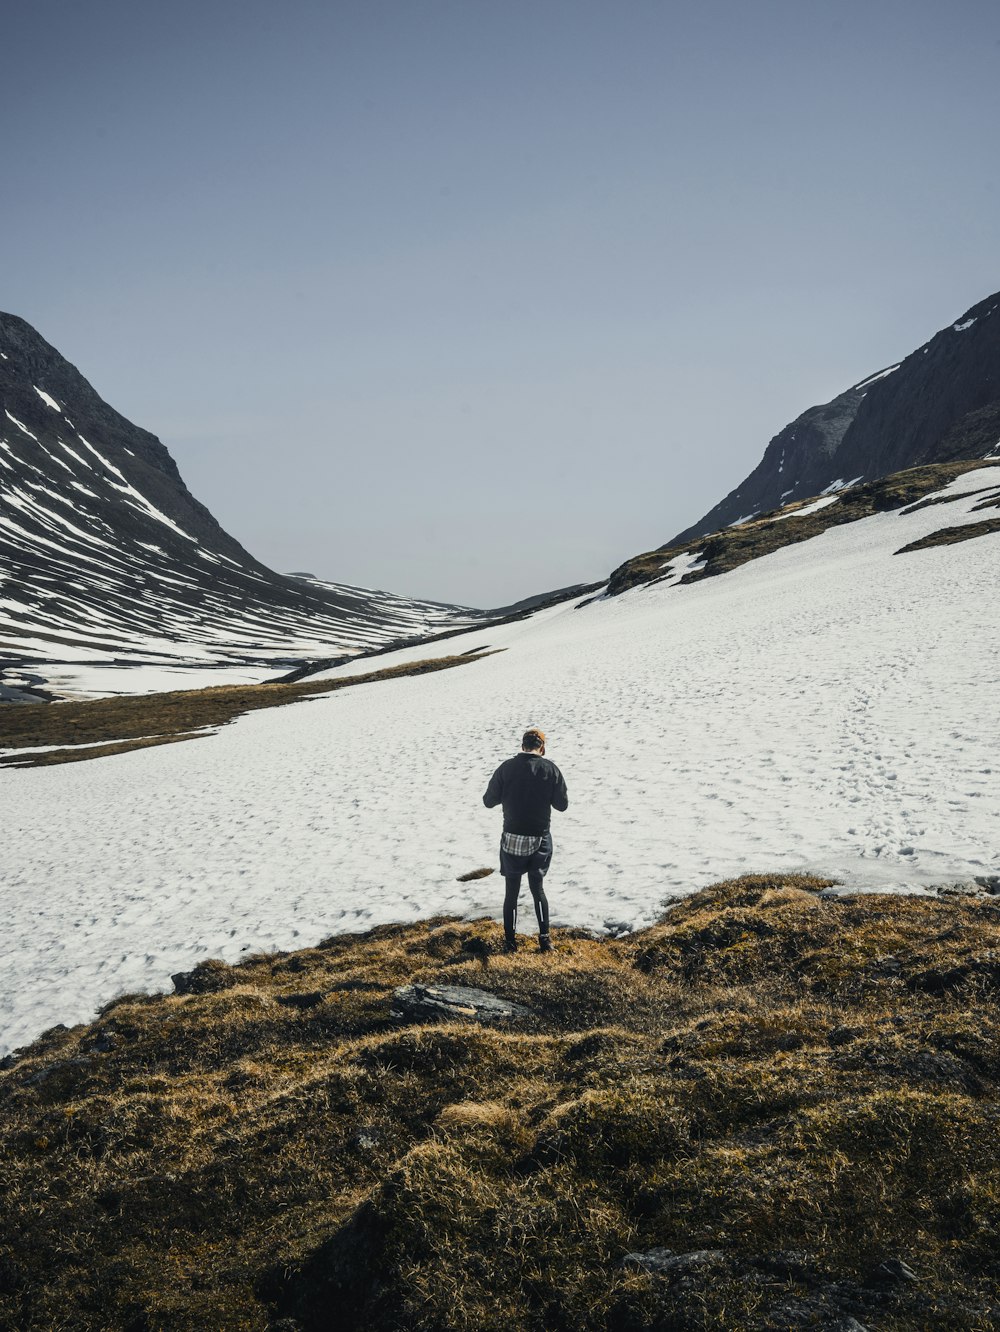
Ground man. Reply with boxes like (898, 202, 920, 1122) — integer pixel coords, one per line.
(483, 727, 569, 954)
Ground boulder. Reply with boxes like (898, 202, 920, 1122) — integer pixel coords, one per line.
(603, 920, 634, 938)
(171, 958, 238, 996)
(621, 1248, 725, 1276)
(936, 881, 988, 897)
(390, 983, 531, 1024)
(875, 1257, 919, 1284)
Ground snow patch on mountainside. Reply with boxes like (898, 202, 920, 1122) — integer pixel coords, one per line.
(853, 364, 901, 391)
(773, 495, 838, 522)
(33, 387, 62, 411)
(821, 475, 864, 495)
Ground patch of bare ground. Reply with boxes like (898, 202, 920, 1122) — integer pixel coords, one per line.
(3, 874, 1000, 1329)
(897, 516, 1000, 555)
(608, 459, 1000, 595)
(0, 651, 499, 769)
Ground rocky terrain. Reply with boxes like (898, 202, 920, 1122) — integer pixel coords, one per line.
(3, 875, 1000, 1330)
(673, 291, 1000, 542)
(608, 458, 1000, 595)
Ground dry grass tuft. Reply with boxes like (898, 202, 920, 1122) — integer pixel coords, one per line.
(3, 873, 1000, 1329)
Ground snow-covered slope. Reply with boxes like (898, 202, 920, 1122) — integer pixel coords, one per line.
(0, 313, 479, 698)
(2, 467, 998, 1056)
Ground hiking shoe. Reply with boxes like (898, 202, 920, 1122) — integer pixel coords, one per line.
(538, 934, 553, 953)
(503, 937, 518, 954)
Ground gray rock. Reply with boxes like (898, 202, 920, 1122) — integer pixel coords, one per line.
(876, 1257, 918, 1283)
(936, 881, 986, 897)
(603, 920, 633, 938)
(975, 875, 1000, 894)
(823, 1320, 869, 1332)
(171, 958, 238, 995)
(390, 983, 531, 1023)
(621, 1248, 725, 1276)
(621, 1246, 674, 1273)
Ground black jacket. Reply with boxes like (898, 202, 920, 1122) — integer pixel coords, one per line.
(483, 752, 569, 835)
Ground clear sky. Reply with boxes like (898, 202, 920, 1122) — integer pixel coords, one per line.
(2, 0, 998, 607)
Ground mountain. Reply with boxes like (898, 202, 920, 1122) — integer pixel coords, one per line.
(673, 291, 1000, 542)
(0, 313, 479, 697)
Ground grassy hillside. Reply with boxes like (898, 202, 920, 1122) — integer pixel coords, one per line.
(608, 459, 1000, 595)
(3, 875, 1000, 1330)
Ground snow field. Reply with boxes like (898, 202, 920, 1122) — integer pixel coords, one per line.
(1, 468, 999, 1056)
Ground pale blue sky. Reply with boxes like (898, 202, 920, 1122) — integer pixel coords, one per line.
(2, 0, 998, 605)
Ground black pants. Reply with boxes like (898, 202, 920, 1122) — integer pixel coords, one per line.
(503, 871, 549, 941)
(500, 831, 552, 941)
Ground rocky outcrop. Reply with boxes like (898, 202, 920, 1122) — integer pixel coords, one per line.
(673, 291, 1000, 542)
(390, 983, 532, 1023)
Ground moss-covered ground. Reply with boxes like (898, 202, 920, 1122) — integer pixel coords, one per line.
(3, 875, 1000, 1329)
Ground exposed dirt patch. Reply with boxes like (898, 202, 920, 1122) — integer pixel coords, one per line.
(902, 482, 1000, 514)
(897, 516, 1000, 555)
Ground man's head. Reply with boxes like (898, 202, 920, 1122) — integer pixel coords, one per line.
(522, 727, 546, 755)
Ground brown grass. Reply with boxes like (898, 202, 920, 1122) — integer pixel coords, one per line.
(608, 459, 1000, 595)
(897, 515, 1000, 555)
(0, 651, 499, 768)
(3, 874, 1000, 1329)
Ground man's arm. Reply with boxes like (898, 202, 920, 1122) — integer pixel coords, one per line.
(551, 765, 568, 813)
(483, 764, 504, 808)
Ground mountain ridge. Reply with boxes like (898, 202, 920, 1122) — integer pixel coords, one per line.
(0, 312, 481, 696)
(672, 290, 1000, 542)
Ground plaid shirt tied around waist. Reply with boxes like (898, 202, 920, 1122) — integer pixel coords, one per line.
(501, 831, 545, 857)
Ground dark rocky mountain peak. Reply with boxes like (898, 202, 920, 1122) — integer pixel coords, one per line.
(673, 290, 1000, 543)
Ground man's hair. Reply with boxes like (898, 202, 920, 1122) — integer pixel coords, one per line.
(522, 728, 546, 752)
